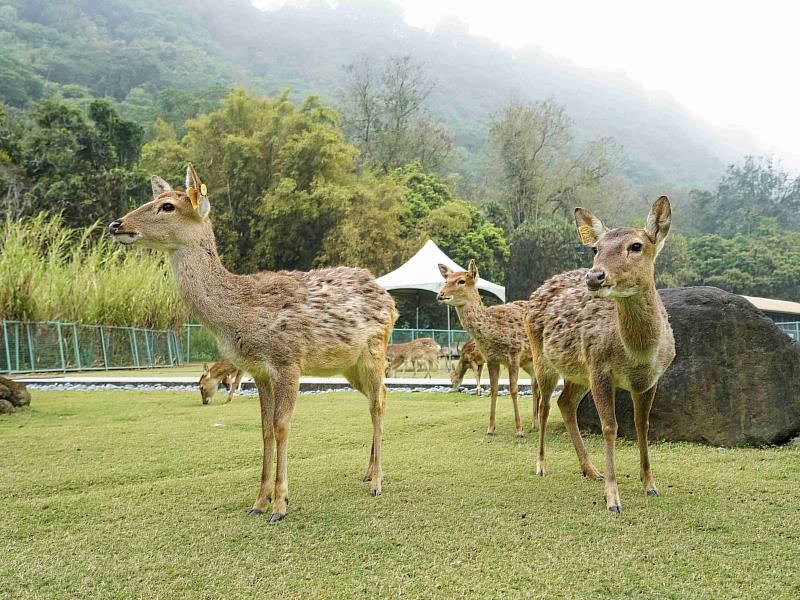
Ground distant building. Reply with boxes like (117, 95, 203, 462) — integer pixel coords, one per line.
(742, 295, 800, 340)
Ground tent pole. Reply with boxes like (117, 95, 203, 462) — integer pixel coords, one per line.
(415, 297, 419, 332)
(447, 304, 452, 369)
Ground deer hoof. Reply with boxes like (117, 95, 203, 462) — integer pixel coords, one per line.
(370, 489, 381, 497)
(646, 488, 660, 497)
(268, 513, 285, 522)
(608, 505, 621, 514)
(485, 431, 494, 437)
(247, 508, 264, 516)
(515, 433, 525, 439)
(362, 474, 372, 482)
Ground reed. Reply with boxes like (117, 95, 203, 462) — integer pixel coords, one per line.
(0, 214, 185, 329)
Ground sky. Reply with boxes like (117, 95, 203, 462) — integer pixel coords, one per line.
(253, 1, 800, 169)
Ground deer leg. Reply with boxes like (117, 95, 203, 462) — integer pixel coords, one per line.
(249, 376, 275, 516)
(508, 359, 524, 438)
(269, 367, 300, 522)
(475, 363, 483, 397)
(523, 362, 539, 430)
(633, 386, 659, 497)
(225, 370, 243, 404)
(486, 362, 500, 436)
(590, 374, 621, 513)
(557, 384, 600, 480)
(533, 369, 558, 476)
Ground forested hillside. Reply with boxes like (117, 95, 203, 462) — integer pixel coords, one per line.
(1, 0, 798, 330)
(1, 0, 749, 186)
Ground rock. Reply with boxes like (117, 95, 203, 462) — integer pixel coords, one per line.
(0, 376, 31, 413)
(576, 287, 800, 446)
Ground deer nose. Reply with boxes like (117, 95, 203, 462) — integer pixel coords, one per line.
(108, 220, 122, 233)
(586, 270, 606, 291)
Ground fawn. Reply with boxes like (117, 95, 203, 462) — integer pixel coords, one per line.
(198, 357, 243, 404)
(449, 339, 485, 396)
(524, 196, 676, 513)
(110, 164, 397, 522)
(438, 262, 537, 437)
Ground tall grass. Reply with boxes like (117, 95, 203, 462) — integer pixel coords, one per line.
(0, 213, 186, 329)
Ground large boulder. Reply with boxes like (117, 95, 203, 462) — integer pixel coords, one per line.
(576, 287, 800, 446)
(0, 376, 31, 413)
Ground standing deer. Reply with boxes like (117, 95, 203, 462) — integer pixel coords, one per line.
(199, 357, 243, 405)
(449, 339, 485, 396)
(386, 338, 440, 377)
(524, 196, 676, 513)
(438, 262, 537, 437)
(109, 164, 397, 522)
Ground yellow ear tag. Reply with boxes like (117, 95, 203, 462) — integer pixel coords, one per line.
(578, 225, 595, 246)
(199, 183, 207, 196)
(187, 186, 198, 209)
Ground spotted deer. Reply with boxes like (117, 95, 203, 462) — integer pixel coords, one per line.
(198, 357, 243, 405)
(524, 196, 676, 513)
(109, 164, 397, 522)
(438, 262, 537, 437)
(449, 339, 485, 396)
(386, 337, 440, 377)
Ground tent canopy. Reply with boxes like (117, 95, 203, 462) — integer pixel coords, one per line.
(375, 239, 505, 303)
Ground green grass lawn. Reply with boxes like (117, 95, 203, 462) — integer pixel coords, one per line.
(1, 390, 797, 599)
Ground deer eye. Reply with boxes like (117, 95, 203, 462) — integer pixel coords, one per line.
(591, 247, 598, 255)
(457, 279, 466, 285)
(630, 242, 642, 252)
(160, 202, 175, 213)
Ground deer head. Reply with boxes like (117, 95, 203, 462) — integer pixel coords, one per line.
(575, 196, 671, 298)
(198, 362, 218, 404)
(437, 260, 480, 307)
(108, 164, 211, 252)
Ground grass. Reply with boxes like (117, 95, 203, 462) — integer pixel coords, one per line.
(1, 390, 797, 599)
(0, 213, 185, 329)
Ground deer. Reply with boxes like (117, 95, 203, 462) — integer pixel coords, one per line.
(524, 196, 676, 513)
(386, 338, 440, 378)
(109, 164, 398, 522)
(437, 262, 538, 438)
(198, 357, 243, 405)
(449, 339, 485, 396)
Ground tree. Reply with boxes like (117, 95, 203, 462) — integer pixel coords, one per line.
(341, 55, 453, 173)
(505, 215, 585, 300)
(690, 156, 800, 235)
(489, 98, 620, 228)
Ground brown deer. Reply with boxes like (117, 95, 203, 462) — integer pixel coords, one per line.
(386, 337, 440, 377)
(438, 262, 537, 437)
(449, 339, 485, 396)
(109, 164, 397, 522)
(198, 357, 243, 405)
(524, 196, 676, 513)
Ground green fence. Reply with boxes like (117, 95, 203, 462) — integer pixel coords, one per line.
(181, 324, 472, 363)
(0, 320, 183, 374)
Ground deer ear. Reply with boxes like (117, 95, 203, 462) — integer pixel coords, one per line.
(150, 175, 172, 197)
(645, 196, 671, 256)
(438, 264, 453, 279)
(574, 208, 607, 246)
(185, 163, 211, 218)
(467, 259, 479, 280)
(202, 363, 209, 375)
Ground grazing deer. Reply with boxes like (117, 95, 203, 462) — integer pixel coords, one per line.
(386, 338, 440, 378)
(449, 339, 485, 396)
(109, 164, 397, 522)
(198, 357, 243, 405)
(524, 196, 676, 513)
(438, 262, 537, 437)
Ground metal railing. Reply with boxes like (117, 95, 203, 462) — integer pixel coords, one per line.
(0, 320, 183, 374)
(778, 321, 800, 341)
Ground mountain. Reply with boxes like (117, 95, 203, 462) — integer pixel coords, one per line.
(0, 0, 752, 187)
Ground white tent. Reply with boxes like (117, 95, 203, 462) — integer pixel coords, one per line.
(376, 240, 506, 343)
(376, 239, 505, 302)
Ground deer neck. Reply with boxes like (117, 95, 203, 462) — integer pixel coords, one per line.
(168, 228, 238, 329)
(454, 292, 487, 337)
(614, 283, 663, 360)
